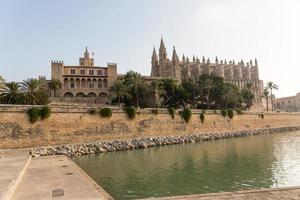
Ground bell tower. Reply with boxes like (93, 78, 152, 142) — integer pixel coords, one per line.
(79, 47, 94, 66)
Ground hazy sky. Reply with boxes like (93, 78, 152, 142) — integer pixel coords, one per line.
(0, 0, 299, 97)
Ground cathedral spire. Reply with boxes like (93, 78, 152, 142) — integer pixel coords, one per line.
(160, 38, 166, 49)
(255, 58, 258, 66)
(202, 56, 206, 64)
(84, 46, 89, 58)
(152, 47, 158, 63)
(215, 56, 219, 65)
(172, 46, 179, 62)
(159, 38, 167, 61)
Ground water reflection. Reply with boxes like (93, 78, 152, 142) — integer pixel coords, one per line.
(73, 131, 300, 200)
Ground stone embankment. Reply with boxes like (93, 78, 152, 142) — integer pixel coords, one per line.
(30, 126, 300, 157)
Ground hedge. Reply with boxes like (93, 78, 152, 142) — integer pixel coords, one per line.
(200, 113, 205, 123)
(221, 109, 228, 117)
(181, 108, 192, 123)
(168, 107, 175, 119)
(40, 106, 51, 120)
(89, 109, 97, 115)
(228, 109, 234, 119)
(99, 108, 112, 118)
(126, 106, 136, 119)
(27, 107, 41, 123)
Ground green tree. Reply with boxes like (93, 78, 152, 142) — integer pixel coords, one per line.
(48, 79, 62, 97)
(263, 88, 270, 112)
(21, 78, 48, 105)
(182, 79, 200, 108)
(160, 79, 189, 108)
(124, 71, 143, 107)
(108, 79, 131, 105)
(202, 78, 213, 109)
(266, 82, 278, 111)
(0, 82, 23, 104)
(150, 80, 166, 107)
(241, 87, 254, 109)
(222, 83, 234, 109)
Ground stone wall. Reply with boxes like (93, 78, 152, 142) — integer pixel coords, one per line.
(1, 104, 300, 148)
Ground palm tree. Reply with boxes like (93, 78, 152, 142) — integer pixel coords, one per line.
(222, 83, 234, 109)
(48, 79, 62, 97)
(150, 80, 166, 107)
(21, 78, 48, 105)
(125, 71, 143, 107)
(0, 82, 22, 104)
(203, 78, 213, 109)
(108, 79, 131, 105)
(263, 88, 270, 112)
(266, 82, 278, 111)
(0, 76, 5, 90)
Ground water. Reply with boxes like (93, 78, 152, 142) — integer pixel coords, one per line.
(73, 131, 300, 200)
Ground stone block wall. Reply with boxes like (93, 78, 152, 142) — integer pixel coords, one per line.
(1, 105, 300, 148)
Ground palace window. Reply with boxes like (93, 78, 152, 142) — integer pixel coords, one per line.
(88, 83, 94, 88)
(70, 83, 75, 88)
(103, 79, 108, 88)
(70, 69, 76, 74)
(97, 70, 102, 75)
(80, 69, 85, 75)
(89, 70, 94, 75)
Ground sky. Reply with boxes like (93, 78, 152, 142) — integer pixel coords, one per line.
(0, 0, 299, 98)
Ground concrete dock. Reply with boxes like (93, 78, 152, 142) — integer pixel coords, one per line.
(0, 149, 30, 200)
(10, 155, 112, 200)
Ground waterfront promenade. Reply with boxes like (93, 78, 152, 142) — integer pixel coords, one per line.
(0, 149, 112, 200)
(145, 187, 300, 200)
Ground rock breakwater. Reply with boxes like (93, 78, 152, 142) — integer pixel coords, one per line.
(30, 126, 300, 157)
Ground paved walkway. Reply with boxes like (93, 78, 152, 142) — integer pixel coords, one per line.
(0, 148, 30, 200)
(10, 155, 113, 200)
(144, 187, 300, 200)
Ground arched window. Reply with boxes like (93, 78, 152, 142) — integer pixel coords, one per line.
(70, 78, 75, 88)
(76, 78, 80, 88)
(98, 79, 103, 88)
(64, 92, 74, 98)
(81, 79, 86, 88)
(103, 79, 108, 88)
(64, 78, 69, 88)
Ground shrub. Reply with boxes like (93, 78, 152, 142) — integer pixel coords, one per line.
(202, 110, 206, 114)
(27, 107, 41, 123)
(99, 108, 112, 118)
(40, 106, 51, 120)
(235, 108, 243, 115)
(126, 106, 136, 119)
(221, 109, 228, 117)
(200, 113, 205, 123)
(152, 108, 158, 115)
(228, 109, 234, 119)
(168, 107, 175, 119)
(89, 109, 97, 115)
(181, 108, 192, 123)
(259, 113, 264, 119)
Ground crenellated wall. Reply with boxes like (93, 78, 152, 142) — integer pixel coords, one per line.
(1, 105, 300, 148)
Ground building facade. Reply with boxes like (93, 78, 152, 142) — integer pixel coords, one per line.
(51, 47, 118, 103)
(151, 38, 264, 103)
(276, 93, 300, 111)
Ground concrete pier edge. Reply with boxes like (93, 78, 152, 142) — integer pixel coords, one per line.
(4, 156, 31, 200)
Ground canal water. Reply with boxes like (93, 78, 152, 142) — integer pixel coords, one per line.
(73, 131, 300, 200)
